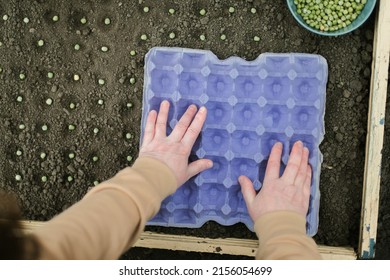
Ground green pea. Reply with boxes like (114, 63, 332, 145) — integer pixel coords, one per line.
(68, 124, 76, 131)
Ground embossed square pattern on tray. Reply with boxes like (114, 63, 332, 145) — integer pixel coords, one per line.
(141, 47, 327, 236)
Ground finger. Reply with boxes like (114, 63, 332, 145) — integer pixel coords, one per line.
(181, 106, 207, 147)
(281, 141, 303, 183)
(169, 104, 198, 141)
(294, 147, 309, 187)
(239, 175, 256, 207)
(155, 100, 170, 138)
(303, 165, 312, 197)
(264, 142, 283, 183)
(187, 159, 213, 179)
(142, 110, 157, 144)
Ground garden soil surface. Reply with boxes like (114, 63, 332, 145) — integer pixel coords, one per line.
(0, 0, 387, 259)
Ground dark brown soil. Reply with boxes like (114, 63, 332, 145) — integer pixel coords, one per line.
(1, 0, 386, 259)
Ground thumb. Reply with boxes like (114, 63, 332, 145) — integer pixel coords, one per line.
(187, 159, 213, 179)
(239, 175, 256, 207)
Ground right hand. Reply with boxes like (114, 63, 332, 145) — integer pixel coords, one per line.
(238, 141, 312, 222)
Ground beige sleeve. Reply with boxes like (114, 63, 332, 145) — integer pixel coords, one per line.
(254, 211, 322, 260)
(32, 157, 177, 259)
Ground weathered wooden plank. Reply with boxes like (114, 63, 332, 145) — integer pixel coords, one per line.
(21, 220, 356, 260)
(359, 0, 390, 259)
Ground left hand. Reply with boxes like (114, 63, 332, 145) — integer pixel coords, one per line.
(139, 100, 213, 188)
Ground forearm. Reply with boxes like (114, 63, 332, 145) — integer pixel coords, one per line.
(254, 211, 321, 260)
(32, 157, 176, 259)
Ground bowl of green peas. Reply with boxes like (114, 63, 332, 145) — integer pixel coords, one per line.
(286, 0, 377, 36)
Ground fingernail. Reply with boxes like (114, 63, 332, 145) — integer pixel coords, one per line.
(208, 160, 213, 168)
(199, 106, 206, 113)
(296, 140, 303, 147)
(275, 142, 283, 148)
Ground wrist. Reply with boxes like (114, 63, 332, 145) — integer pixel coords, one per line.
(132, 157, 178, 197)
(254, 211, 307, 241)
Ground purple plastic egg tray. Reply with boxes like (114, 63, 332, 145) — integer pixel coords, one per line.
(141, 47, 327, 236)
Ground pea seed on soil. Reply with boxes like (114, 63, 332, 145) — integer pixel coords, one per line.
(0, 0, 387, 259)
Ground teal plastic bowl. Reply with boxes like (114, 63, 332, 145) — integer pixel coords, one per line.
(286, 0, 377, 36)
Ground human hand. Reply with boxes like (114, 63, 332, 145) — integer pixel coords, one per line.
(139, 100, 213, 188)
(238, 141, 311, 222)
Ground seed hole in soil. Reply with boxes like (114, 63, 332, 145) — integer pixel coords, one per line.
(60, 94, 81, 112)
(43, 10, 60, 25)
(97, 13, 116, 31)
(68, 10, 89, 30)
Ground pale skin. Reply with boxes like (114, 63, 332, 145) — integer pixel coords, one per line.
(239, 141, 312, 221)
(139, 100, 213, 187)
(140, 100, 311, 222)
